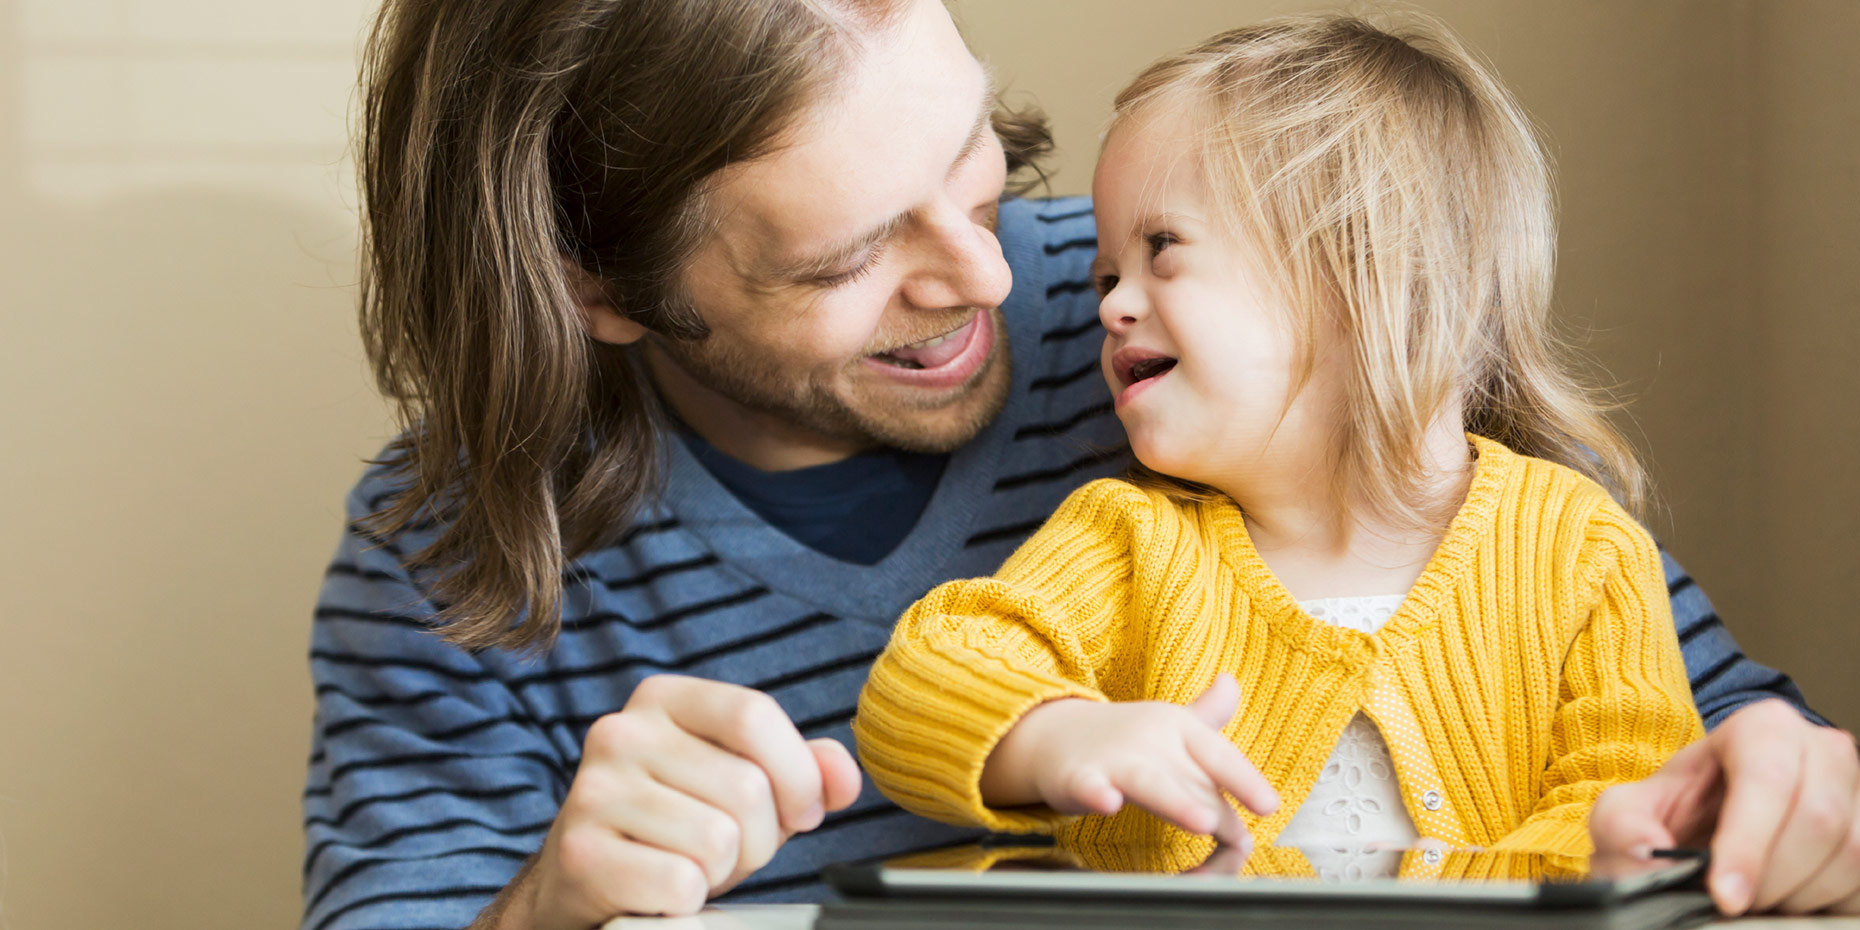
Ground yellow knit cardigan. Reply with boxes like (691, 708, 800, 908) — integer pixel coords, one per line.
(855, 436, 1703, 870)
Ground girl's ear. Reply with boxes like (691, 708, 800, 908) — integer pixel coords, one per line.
(561, 256, 647, 345)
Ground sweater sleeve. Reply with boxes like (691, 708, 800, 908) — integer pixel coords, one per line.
(301, 476, 567, 930)
(1490, 505, 1706, 859)
(853, 479, 1151, 834)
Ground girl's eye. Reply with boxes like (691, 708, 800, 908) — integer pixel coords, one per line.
(1146, 231, 1179, 256)
(1094, 273, 1120, 297)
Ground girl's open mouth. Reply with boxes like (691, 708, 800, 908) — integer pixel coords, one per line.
(1127, 357, 1176, 384)
(1111, 347, 1177, 389)
(1110, 346, 1178, 409)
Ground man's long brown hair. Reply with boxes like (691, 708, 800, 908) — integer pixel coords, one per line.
(357, 0, 1052, 652)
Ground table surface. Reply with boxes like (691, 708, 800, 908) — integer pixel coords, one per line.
(602, 904, 1860, 929)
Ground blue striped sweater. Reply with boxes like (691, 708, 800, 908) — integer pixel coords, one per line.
(302, 195, 1821, 930)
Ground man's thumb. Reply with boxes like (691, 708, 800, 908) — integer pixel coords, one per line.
(1587, 781, 1679, 875)
(1186, 673, 1241, 731)
(808, 737, 864, 813)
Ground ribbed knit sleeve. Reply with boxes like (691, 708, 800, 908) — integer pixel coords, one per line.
(1488, 499, 1705, 859)
(854, 479, 1152, 833)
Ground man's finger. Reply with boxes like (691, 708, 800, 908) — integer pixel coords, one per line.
(1587, 781, 1678, 878)
(1833, 881, 1860, 916)
(808, 738, 864, 815)
(1774, 795, 1860, 914)
(1185, 674, 1240, 731)
(557, 829, 710, 917)
(597, 776, 743, 888)
(636, 726, 785, 878)
(1758, 726, 1860, 913)
(1708, 702, 1810, 915)
(632, 675, 825, 834)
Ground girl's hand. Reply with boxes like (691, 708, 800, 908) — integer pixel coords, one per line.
(982, 674, 1280, 848)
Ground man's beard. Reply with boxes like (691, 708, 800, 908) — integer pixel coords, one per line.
(647, 307, 1014, 454)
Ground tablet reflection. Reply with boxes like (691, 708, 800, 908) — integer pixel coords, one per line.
(883, 840, 1627, 884)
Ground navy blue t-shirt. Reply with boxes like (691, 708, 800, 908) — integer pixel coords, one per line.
(678, 428, 947, 566)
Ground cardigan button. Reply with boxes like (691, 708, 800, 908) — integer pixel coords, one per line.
(1421, 789, 1445, 811)
(1422, 848, 1445, 865)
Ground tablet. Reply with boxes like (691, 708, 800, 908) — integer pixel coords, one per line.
(827, 842, 1704, 906)
(821, 841, 1714, 930)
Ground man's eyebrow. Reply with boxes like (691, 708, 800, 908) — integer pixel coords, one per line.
(948, 73, 999, 179)
(762, 75, 998, 283)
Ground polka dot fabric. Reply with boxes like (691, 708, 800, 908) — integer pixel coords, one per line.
(1279, 596, 1419, 879)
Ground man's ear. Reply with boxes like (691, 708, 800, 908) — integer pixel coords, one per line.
(561, 256, 647, 345)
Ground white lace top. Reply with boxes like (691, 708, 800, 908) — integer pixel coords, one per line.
(1275, 595, 1422, 880)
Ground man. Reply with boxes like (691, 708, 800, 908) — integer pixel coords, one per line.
(304, 1, 1858, 928)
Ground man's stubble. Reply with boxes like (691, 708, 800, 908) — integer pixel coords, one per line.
(645, 305, 1015, 455)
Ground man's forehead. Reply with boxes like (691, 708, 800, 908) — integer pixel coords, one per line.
(700, 0, 990, 279)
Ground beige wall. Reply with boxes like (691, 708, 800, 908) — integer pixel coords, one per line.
(0, 0, 388, 927)
(0, 2, 1852, 928)
(1747, 0, 1860, 746)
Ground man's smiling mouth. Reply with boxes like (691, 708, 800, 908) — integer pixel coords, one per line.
(871, 316, 977, 370)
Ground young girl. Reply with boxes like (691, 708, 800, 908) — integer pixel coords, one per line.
(854, 13, 1703, 877)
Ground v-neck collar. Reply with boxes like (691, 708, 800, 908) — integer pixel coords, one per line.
(653, 203, 1051, 624)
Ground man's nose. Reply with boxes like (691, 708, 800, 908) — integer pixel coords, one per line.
(900, 210, 1013, 311)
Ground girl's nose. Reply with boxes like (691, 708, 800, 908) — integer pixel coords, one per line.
(1098, 277, 1146, 334)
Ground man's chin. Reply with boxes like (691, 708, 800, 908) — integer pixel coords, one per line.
(856, 401, 1001, 454)
(850, 335, 1014, 453)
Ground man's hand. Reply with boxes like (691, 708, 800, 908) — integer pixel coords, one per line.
(476, 674, 864, 928)
(981, 674, 1280, 849)
(1591, 699, 1860, 915)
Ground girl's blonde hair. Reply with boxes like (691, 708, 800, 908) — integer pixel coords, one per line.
(1115, 12, 1648, 525)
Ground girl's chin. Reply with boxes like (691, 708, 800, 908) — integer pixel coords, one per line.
(1128, 440, 1196, 483)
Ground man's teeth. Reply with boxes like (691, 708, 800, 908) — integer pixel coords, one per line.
(873, 326, 963, 369)
(903, 331, 956, 350)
